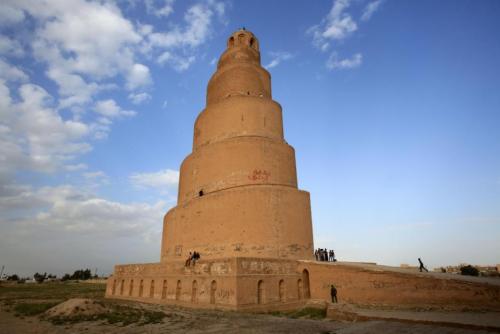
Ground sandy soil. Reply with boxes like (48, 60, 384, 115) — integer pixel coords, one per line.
(0, 301, 496, 334)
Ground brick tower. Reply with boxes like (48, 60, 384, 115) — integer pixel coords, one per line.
(105, 29, 315, 310)
(161, 29, 314, 262)
(105, 30, 500, 313)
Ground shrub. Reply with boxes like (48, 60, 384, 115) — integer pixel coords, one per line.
(460, 265, 479, 276)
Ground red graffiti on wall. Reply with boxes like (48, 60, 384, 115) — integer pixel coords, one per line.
(248, 169, 270, 182)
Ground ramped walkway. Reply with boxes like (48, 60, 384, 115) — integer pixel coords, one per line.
(352, 307, 500, 332)
(301, 260, 500, 286)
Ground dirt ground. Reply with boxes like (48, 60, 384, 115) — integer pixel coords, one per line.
(0, 282, 497, 334)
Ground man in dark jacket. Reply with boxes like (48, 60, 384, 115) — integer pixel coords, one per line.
(330, 285, 338, 303)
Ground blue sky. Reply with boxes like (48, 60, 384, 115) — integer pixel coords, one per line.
(1, 0, 499, 277)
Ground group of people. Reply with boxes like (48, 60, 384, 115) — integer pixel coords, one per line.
(315, 248, 336, 262)
(185, 251, 201, 267)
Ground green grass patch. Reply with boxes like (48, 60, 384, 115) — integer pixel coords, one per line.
(0, 282, 106, 303)
(2, 282, 166, 326)
(13, 302, 59, 316)
(289, 307, 326, 319)
(268, 307, 327, 319)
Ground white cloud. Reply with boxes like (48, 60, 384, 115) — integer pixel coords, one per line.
(32, 1, 141, 77)
(309, 0, 357, 52)
(361, 0, 383, 22)
(326, 52, 362, 70)
(157, 51, 196, 71)
(0, 81, 91, 175)
(0, 35, 24, 56)
(65, 163, 88, 172)
(0, 182, 169, 275)
(0, 59, 28, 81)
(0, 3, 25, 26)
(94, 99, 136, 118)
(146, 1, 226, 71)
(83, 171, 107, 179)
(128, 92, 151, 105)
(145, 0, 175, 17)
(130, 169, 179, 189)
(44, 66, 99, 108)
(0, 183, 167, 238)
(126, 63, 152, 90)
(309, 0, 382, 70)
(83, 171, 109, 187)
(265, 51, 293, 69)
(4, 0, 144, 108)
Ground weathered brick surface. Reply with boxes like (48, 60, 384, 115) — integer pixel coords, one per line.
(106, 29, 500, 313)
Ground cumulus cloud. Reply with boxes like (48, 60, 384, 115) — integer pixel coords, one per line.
(0, 183, 169, 275)
(265, 51, 294, 69)
(94, 99, 136, 118)
(361, 0, 383, 22)
(3, 0, 143, 109)
(0, 35, 24, 56)
(83, 171, 107, 179)
(0, 81, 91, 175)
(145, 0, 175, 17)
(309, 0, 357, 52)
(326, 52, 362, 70)
(126, 63, 152, 90)
(146, 1, 226, 71)
(128, 92, 151, 105)
(0, 3, 25, 26)
(0, 59, 28, 82)
(130, 169, 179, 189)
(64, 163, 88, 172)
(157, 51, 196, 71)
(309, 0, 383, 70)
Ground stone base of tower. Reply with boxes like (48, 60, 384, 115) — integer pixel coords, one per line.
(105, 258, 500, 312)
(104, 257, 309, 312)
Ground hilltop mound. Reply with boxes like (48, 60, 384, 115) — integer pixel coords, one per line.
(45, 298, 108, 317)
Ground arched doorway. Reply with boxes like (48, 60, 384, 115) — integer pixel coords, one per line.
(139, 280, 144, 297)
(297, 279, 303, 300)
(161, 279, 167, 299)
(128, 279, 132, 296)
(257, 280, 264, 304)
(191, 280, 198, 303)
(279, 279, 285, 302)
(210, 280, 217, 304)
(149, 280, 155, 298)
(302, 269, 310, 299)
(175, 280, 182, 300)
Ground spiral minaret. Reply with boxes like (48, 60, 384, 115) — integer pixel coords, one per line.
(160, 29, 314, 262)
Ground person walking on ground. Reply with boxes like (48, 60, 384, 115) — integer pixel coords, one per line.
(418, 258, 428, 272)
(330, 285, 338, 303)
